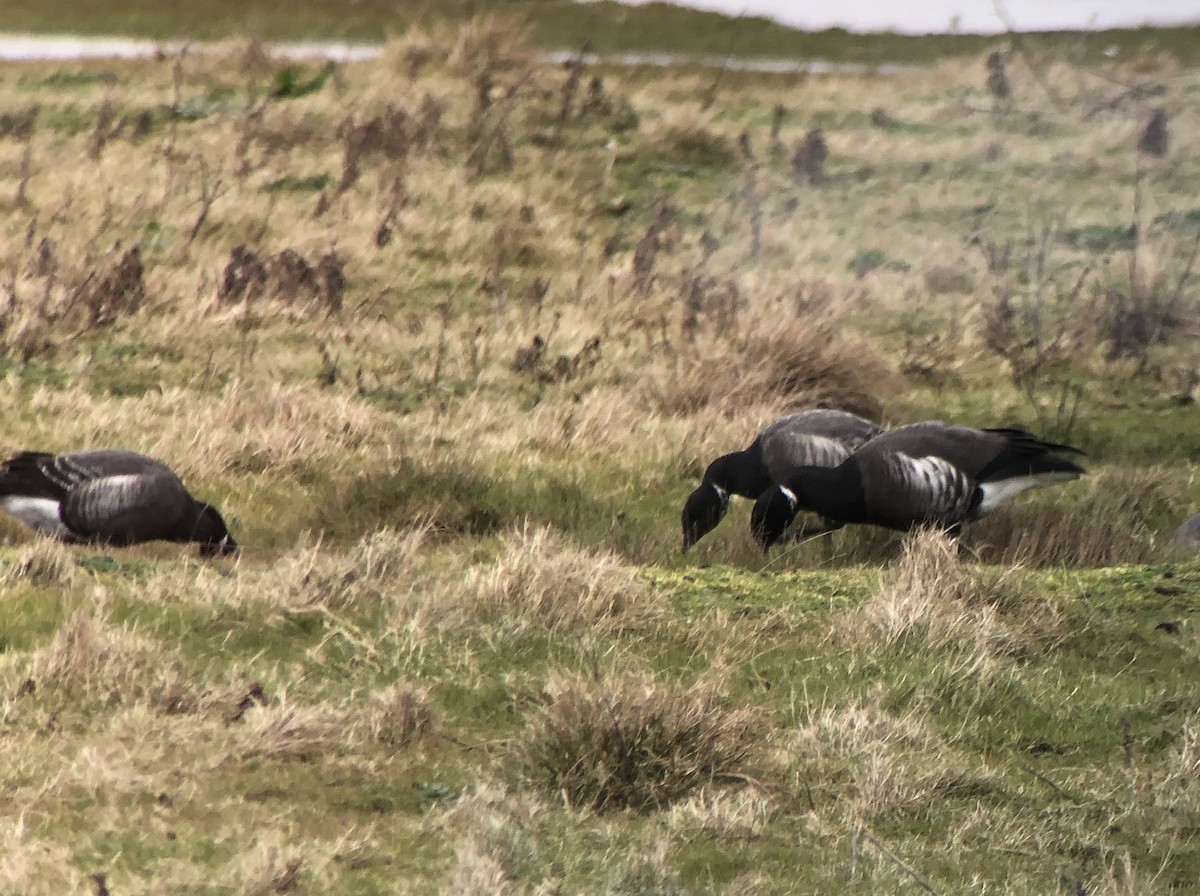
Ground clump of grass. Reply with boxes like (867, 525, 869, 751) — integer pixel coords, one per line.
(435, 785, 546, 896)
(366, 682, 438, 748)
(965, 467, 1173, 567)
(227, 691, 356, 762)
(0, 539, 77, 587)
(275, 524, 430, 610)
(28, 612, 203, 714)
(787, 692, 973, 820)
(651, 314, 887, 419)
(514, 669, 757, 812)
(852, 747, 971, 819)
(652, 111, 737, 168)
(843, 529, 1062, 667)
(444, 523, 654, 636)
(0, 818, 76, 894)
(666, 786, 775, 838)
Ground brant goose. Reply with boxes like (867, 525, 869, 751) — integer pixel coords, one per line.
(681, 409, 884, 551)
(0, 449, 237, 556)
(750, 421, 1085, 552)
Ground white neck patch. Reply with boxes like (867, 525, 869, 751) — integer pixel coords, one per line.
(778, 486, 798, 510)
(710, 482, 728, 505)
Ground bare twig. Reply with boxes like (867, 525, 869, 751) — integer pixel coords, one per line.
(858, 828, 943, 896)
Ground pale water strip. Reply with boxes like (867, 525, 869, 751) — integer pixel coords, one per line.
(0, 32, 915, 72)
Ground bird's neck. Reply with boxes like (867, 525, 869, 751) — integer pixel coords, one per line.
(792, 461, 867, 523)
(704, 448, 772, 498)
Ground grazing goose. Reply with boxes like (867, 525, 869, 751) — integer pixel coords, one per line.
(681, 409, 884, 551)
(750, 422, 1085, 552)
(0, 449, 237, 556)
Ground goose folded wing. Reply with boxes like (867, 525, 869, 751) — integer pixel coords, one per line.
(762, 433, 852, 479)
(61, 472, 190, 544)
(865, 453, 979, 529)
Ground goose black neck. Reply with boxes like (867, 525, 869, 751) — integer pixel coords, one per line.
(787, 460, 868, 524)
(704, 447, 772, 499)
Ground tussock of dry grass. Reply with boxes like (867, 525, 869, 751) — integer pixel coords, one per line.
(786, 692, 971, 819)
(27, 612, 204, 714)
(225, 684, 437, 762)
(665, 787, 775, 838)
(514, 669, 758, 812)
(853, 748, 971, 819)
(366, 681, 438, 748)
(966, 467, 1178, 567)
(791, 693, 941, 760)
(0, 818, 75, 895)
(435, 785, 549, 896)
(649, 310, 887, 419)
(227, 693, 357, 762)
(0, 539, 78, 587)
(273, 524, 429, 610)
(437, 523, 654, 637)
(843, 529, 1065, 666)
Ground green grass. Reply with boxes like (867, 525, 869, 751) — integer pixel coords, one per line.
(0, 14, 1197, 894)
(5, 549, 1198, 892)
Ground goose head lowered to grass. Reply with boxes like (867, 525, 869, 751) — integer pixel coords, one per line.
(681, 408, 884, 551)
(750, 422, 1086, 552)
(0, 449, 238, 557)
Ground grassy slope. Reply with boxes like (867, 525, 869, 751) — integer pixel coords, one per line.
(0, 17, 1197, 894)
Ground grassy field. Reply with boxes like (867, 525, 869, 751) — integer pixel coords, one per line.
(0, 14, 1198, 894)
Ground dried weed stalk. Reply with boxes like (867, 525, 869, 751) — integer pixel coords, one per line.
(217, 244, 345, 314)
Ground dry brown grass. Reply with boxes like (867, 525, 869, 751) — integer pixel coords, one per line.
(965, 467, 1180, 567)
(272, 523, 430, 610)
(648, 313, 888, 419)
(514, 669, 758, 812)
(843, 529, 1066, 667)
(26, 612, 206, 714)
(433, 523, 655, 637)
(0, 818, 76, 895)
(785, 690, 973, 820)
(0, 538, 79, 587)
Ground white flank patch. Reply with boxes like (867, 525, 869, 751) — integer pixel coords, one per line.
(1, 496, 70, 536)
(977, 472, 1079, 515)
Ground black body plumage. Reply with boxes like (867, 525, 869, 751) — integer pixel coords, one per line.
(750, 421, 1086, 551)
(0, 449, 237, 556)
(681, 409, 884, 551)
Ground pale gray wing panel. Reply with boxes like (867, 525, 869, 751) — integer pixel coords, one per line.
(762, 433, 852, 481)
(867, 453, 977, 528)
(764, 410, 882, 449)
